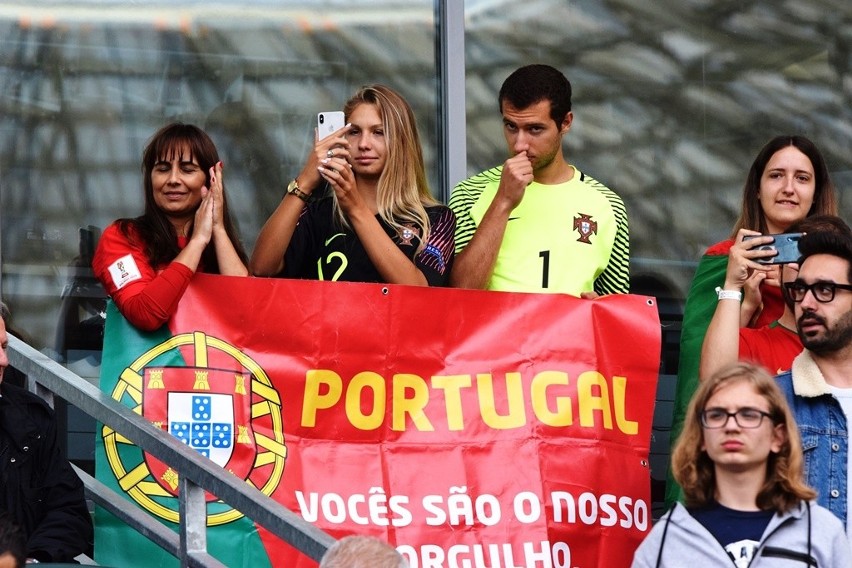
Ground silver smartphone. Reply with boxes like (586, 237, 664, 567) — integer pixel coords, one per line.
(317, 111, 345, 140)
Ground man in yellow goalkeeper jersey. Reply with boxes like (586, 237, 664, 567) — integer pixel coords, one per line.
(449, 64, 629, 297)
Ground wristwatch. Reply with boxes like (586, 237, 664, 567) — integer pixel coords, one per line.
(286, 179, 310, 203)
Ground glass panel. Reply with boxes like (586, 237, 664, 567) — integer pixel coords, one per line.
(0, 1, 439, 359)
(463, 0, 852, 305)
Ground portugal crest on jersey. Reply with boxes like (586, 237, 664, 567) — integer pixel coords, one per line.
(573, 213, 598, 244)
(101, 331, 286, 526)
(398, 223, 420, 246)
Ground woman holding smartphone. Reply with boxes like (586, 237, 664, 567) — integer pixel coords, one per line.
(700, 214, 852, 380)
(632, 362, 850, 567)
(668, 135, 837, 504)
(93, 122, 248, 331)
(250, 84, 455, 286)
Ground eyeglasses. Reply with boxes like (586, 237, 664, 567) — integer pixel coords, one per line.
(784, 281, 852, 303)
(700, 407, 774, 429)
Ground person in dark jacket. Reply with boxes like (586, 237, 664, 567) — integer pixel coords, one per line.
(0, 306, 93, 563)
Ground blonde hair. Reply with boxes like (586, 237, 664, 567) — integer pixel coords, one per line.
(320, 536, 407, 568)
(673, 362, 815, 513)
(338, 84, 437, 253)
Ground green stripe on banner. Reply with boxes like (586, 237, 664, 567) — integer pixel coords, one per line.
(94, 301, 272, 568)
(665, 253, 728, 506)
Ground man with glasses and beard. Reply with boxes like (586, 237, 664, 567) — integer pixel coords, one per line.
(777, 230, 852, 540)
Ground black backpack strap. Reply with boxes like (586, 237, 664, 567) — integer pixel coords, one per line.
(806, 501, 812, 567)
(655, 504, 676, 568)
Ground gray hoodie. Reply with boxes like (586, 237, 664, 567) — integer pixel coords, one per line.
(631, 501, 850, 567)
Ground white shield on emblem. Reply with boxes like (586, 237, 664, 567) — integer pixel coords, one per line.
(168, 392, 235, 467)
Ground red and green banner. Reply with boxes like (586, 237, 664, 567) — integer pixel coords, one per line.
(95, 275, 661, 568)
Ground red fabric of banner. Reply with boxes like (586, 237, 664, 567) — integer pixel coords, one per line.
(170, 275, 661, 568)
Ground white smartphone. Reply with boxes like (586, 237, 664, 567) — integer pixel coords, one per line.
(317, 111, 345, 140)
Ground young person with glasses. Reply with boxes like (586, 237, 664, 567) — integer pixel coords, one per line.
(776, 230, 852, 537)
(632, 362, 849, 567)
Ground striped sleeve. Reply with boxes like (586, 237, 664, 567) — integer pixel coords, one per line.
(415, 206, 457, 286)
(588, 175, 630, 295)
(448, 166, 502, 254)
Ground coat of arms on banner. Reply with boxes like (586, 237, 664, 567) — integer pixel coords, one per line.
(101, 331, 287, 526)
(142, 366, 254, 497)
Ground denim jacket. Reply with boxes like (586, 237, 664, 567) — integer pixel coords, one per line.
(776, 350, 848, 528)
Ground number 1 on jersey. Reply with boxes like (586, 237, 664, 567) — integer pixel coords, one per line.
(539, 250, 550, 288)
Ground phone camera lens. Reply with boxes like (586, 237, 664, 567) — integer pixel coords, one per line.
(319, 115, 325, 124)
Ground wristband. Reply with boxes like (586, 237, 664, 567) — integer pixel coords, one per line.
(715, 286, 742, 302)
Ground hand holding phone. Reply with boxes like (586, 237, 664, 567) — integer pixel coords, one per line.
(317, 111, 345, 141)
(743, 232, 802, 265)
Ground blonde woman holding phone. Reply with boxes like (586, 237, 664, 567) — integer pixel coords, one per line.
(250, 84, 455, 286)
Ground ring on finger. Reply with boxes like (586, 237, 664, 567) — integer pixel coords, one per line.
(327, 149, 334, 158)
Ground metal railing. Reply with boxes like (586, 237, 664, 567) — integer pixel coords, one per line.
(9, 334, 336, 567)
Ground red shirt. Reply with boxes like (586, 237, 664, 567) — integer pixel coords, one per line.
(92, 223, 195, 331)
(738, 320, 802, 375)
(706, 239, 785, 328)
